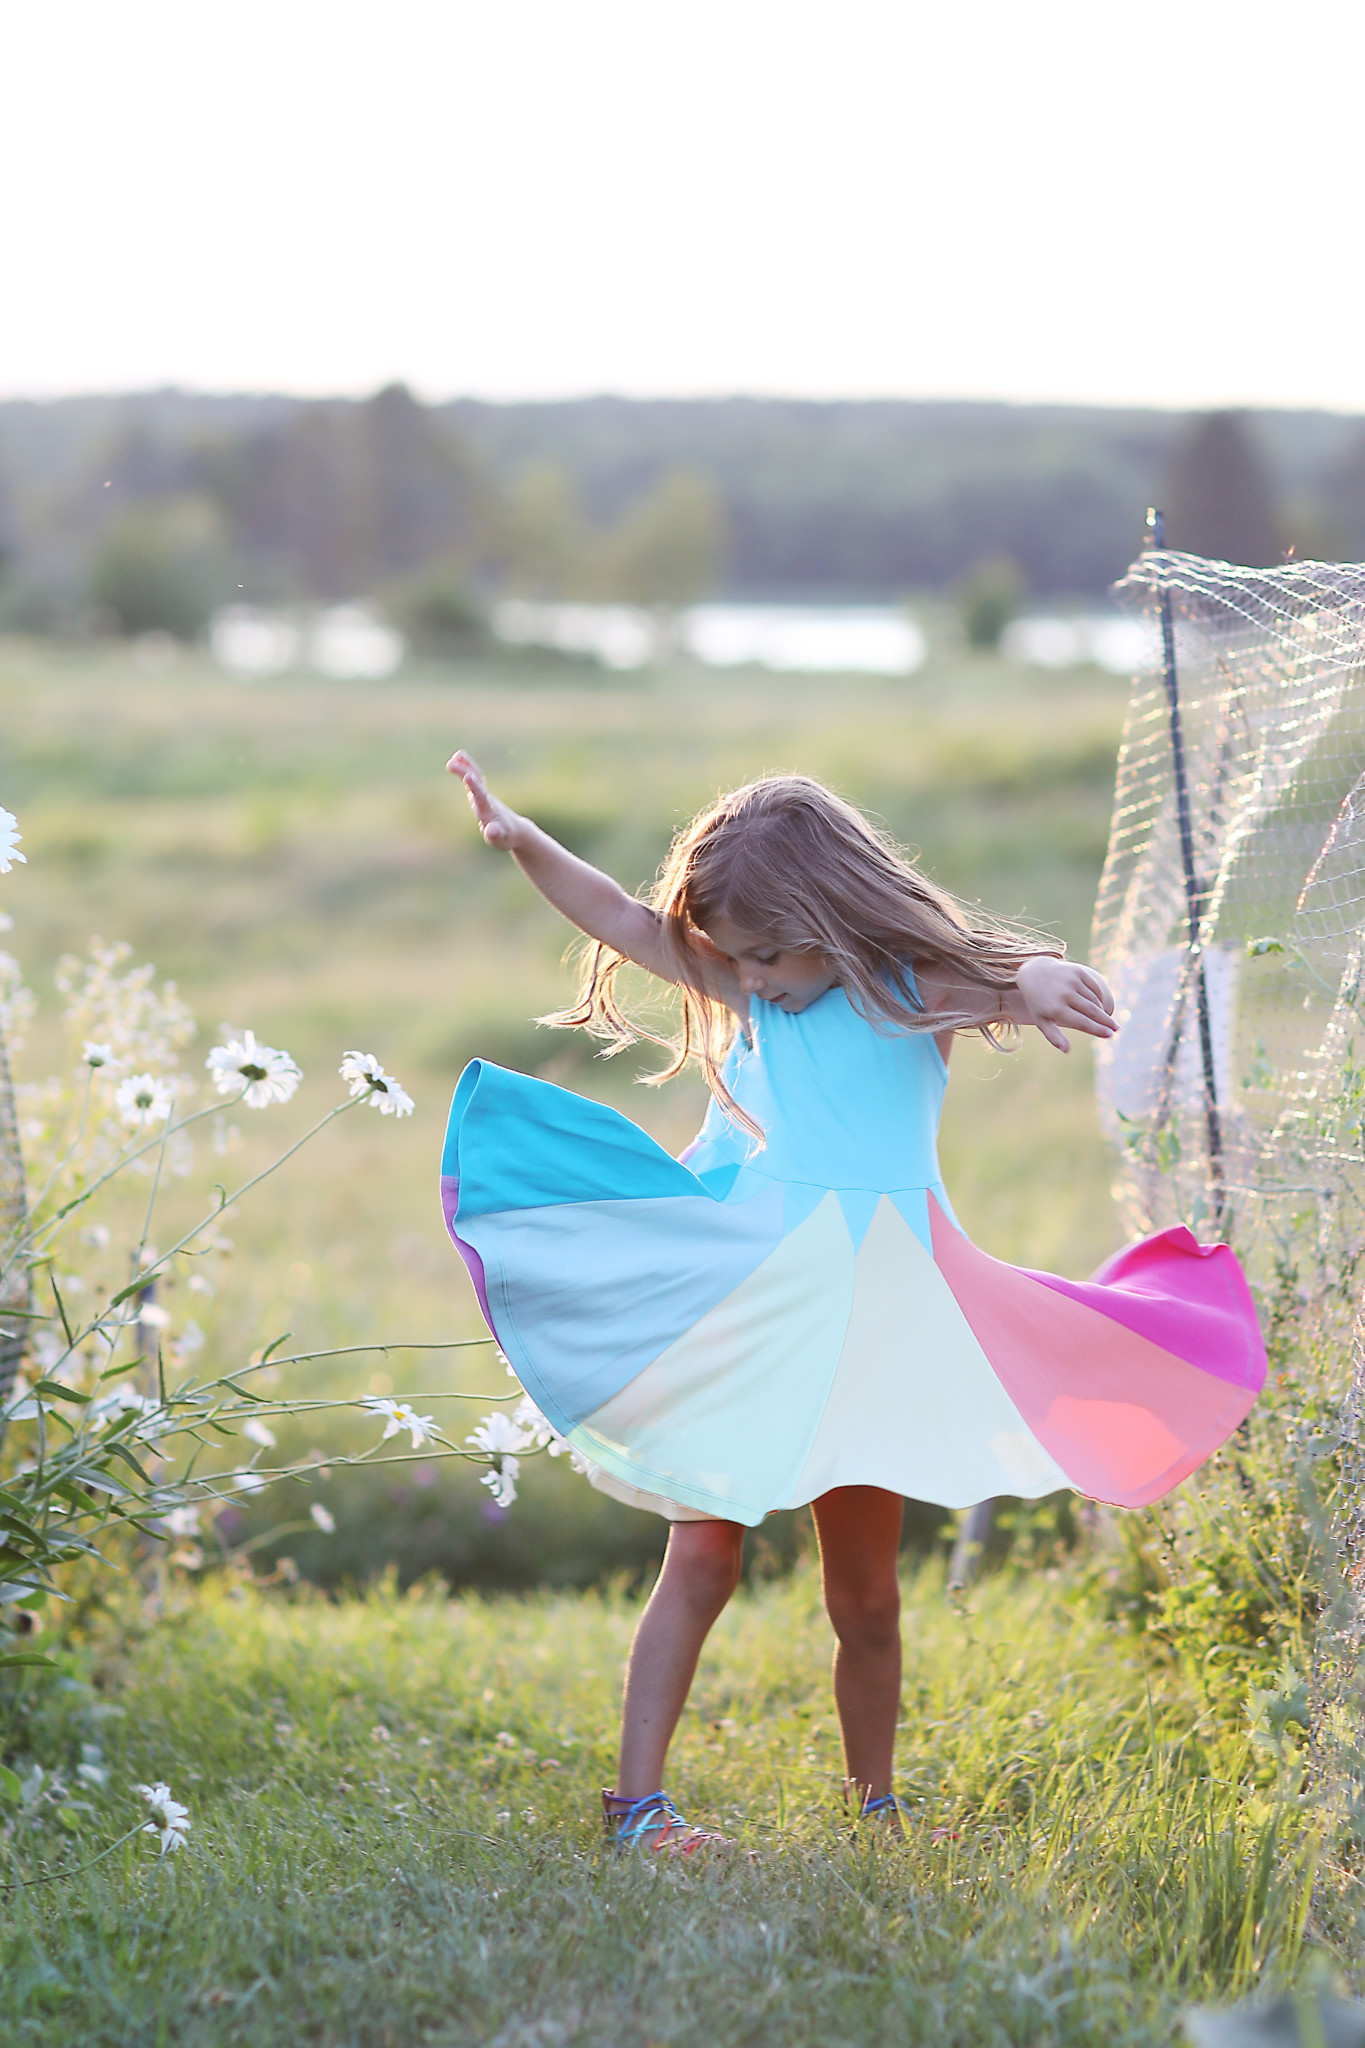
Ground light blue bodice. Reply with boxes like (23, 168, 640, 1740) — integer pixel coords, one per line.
(683, 985, 949, 1195)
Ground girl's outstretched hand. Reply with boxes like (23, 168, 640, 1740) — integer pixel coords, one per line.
(1014, 957, 1116, 1054)
(447, 750, 525, 851)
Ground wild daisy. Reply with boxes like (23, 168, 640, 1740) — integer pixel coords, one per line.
(137, 1781, 191, 1854)
(82, 1041, 115, 1069)
(363, 1395, 436, 1450)
(339, 1050, 414, 1116)
(310, 1502, 336, 1533)
(482, 1462, 520, 1508)
(162, 1505, 201, 1538)
(242, 1417, 276, 1448)
(115, 1072, 175, 1125)
(468, 1410, 535, 1458)
(468, 1410, 535, 1508)
(0, 808, 25, 873)
(206, 1028, 302, 1107)
(512, 1392, 591, 1473)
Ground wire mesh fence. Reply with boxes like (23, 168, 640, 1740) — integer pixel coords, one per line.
(1091, 545, 1365, 1839)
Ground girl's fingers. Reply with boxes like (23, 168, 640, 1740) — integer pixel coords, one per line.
(1064, 1006, 1115, 1034)
(1046, 1001, 1115, 1039)
(1067, 984, 1116, 1021)
(448, 749, 493, 808)
(1070, 974, 1111, 1012)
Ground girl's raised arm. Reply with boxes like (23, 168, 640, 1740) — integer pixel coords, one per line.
(448, 750, 738, 1003)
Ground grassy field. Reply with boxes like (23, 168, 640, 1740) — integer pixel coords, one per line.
(0, 1564, 1316, 2047)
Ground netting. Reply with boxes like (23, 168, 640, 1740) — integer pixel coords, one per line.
(1091, 546, 1365, 1809)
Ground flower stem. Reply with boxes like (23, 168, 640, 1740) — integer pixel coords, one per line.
(0, 1821, 150, 1893)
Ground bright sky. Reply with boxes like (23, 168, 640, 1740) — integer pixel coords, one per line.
(5, 0, 1363, 412)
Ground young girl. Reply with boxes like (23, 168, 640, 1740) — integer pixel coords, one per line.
(442, 758, 1265, 1853)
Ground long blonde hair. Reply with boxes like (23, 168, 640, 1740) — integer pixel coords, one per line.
(547, 774, 1062, 1135)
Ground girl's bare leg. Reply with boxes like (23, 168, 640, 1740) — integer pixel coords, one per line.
(810, 1486, 905, 1804)
(614, 1519, 746, 1799)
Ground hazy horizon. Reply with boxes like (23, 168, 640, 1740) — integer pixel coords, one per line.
(4, 387, 1363, 424)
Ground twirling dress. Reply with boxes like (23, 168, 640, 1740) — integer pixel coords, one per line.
(440, 986, 1265, 1526)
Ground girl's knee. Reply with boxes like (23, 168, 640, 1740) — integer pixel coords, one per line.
(667, 1521, 744, 1608)
(825, 1577, 901, 1650)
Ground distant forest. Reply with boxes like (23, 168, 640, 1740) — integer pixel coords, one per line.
(2, 388, 1365, 638)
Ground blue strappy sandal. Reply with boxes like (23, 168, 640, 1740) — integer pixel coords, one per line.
(859, 1791, 908, 1825)
(844, 1785, 909, 1833)
(601, 1788, 730, 1856)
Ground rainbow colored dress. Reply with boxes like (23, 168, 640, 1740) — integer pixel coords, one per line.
(441, 986, 1264, 1525)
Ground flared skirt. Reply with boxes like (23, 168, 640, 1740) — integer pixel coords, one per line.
(441, 1061, 1265, 1527)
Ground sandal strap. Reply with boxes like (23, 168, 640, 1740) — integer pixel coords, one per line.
(601, 1788, 719, 1854)
(859, 1791, 907, 1820)
(604, 1790, 672, 1844)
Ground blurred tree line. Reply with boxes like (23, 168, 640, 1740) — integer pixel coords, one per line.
(0, 385, 1362, 643)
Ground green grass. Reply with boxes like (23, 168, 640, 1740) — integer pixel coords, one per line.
(0, 1563, 1316, 2046)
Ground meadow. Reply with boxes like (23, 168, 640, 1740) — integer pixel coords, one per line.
(0, 631, 1126, 1587)
(0, 633, 1330, 2044)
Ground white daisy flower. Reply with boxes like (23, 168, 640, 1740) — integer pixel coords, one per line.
(339, 1050, 414, 1117)
(137, 1302, 171, 1331)
(467, 1410, 534, 1458)
(511, 1394, 562, 1450)
(233, 1470, 268, 1494)
(363, 1395, 436, 1450)
(206, 1028, 302, 1108)
(511, 1394, 592, 1475)
(339, 1049, 383, 1094)
(310, 1502, 336, 1533)
(0, 808, 25, 874)
(469, 1410, 535, 1508)
(162, 1505, 201, 1538)
(137, 1781, 191, 1854)
(115, 1073, 175, 1125)
(481, 1462, 520, 1508)
(242, 1416, 276, 1448)
(82, 1041, 116, 1069)
(374, 1078, 414, 1116)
